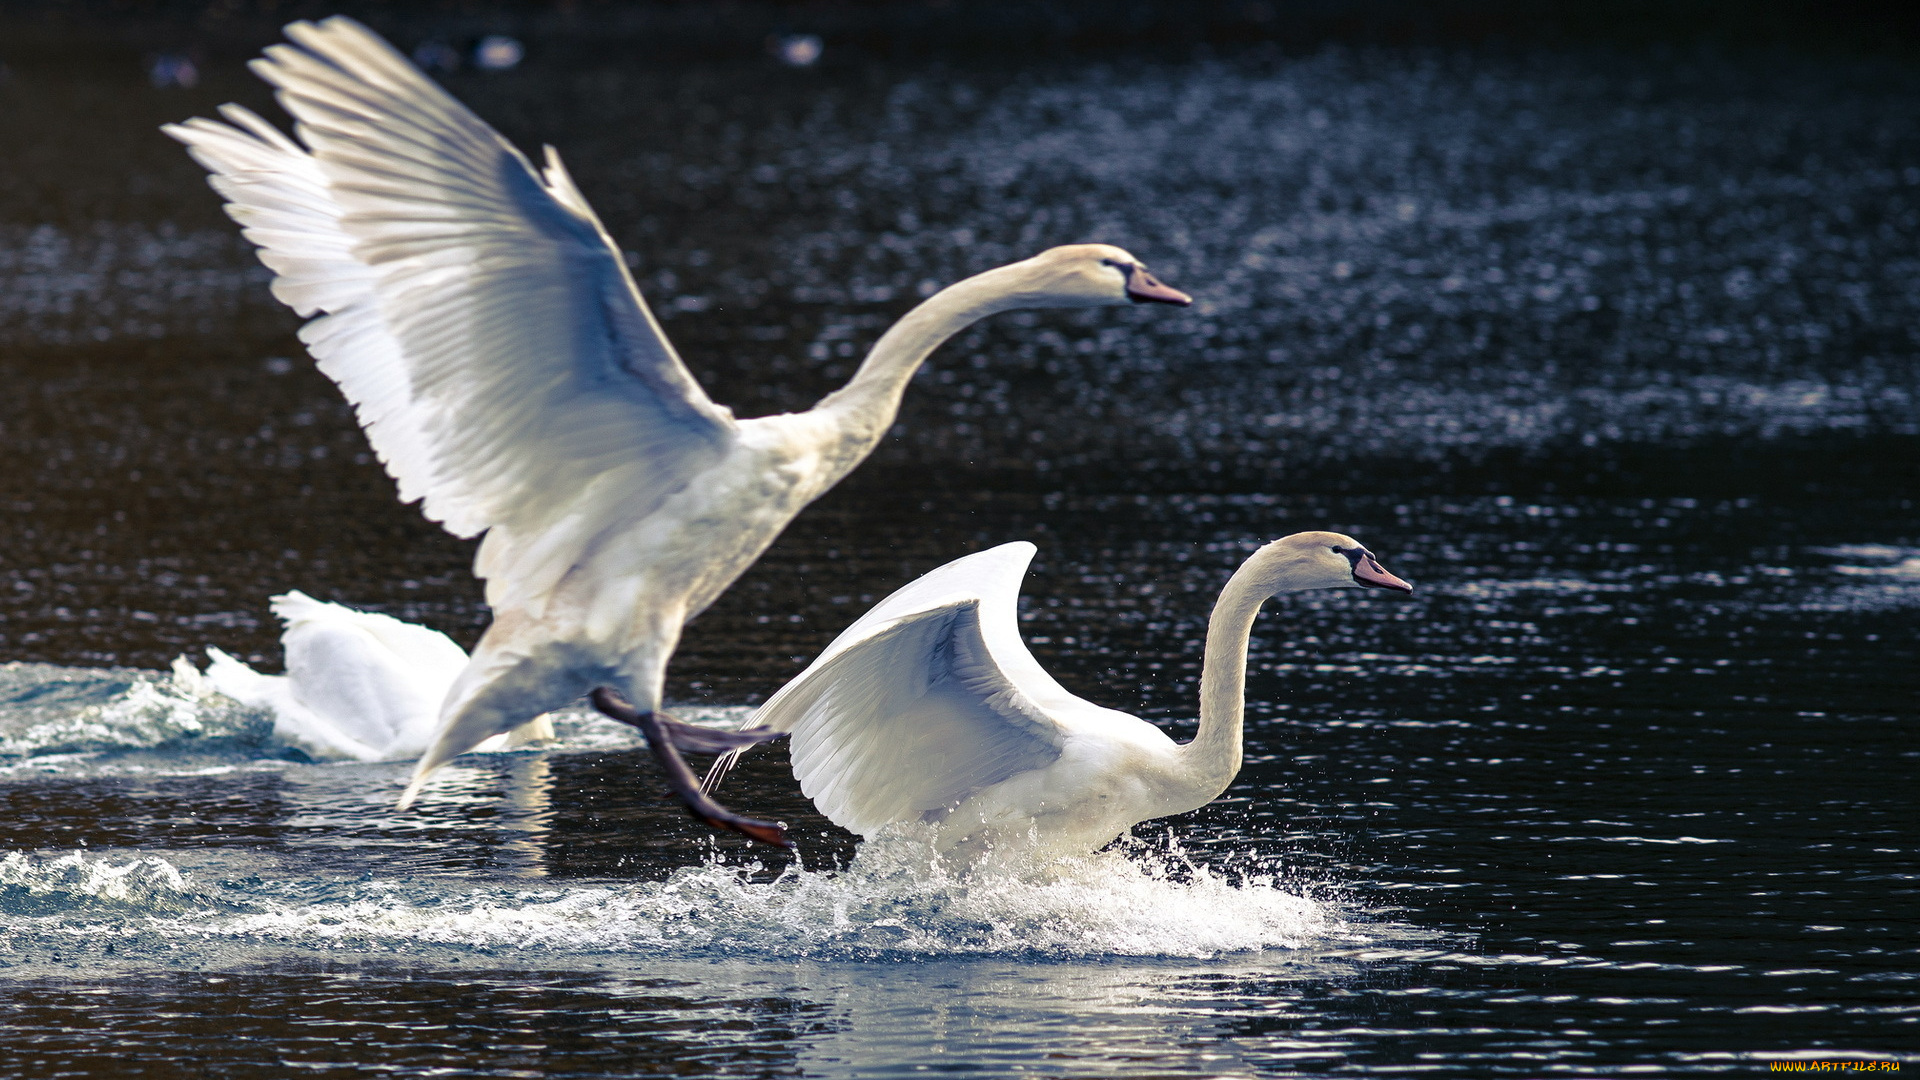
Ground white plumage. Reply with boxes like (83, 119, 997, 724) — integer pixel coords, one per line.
(205, 592, 552, 763)
(164, 17, 1190, 840)
(708, 534, 1413, 860)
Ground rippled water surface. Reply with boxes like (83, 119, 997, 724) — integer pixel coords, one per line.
(1, 22, 1916, 1077)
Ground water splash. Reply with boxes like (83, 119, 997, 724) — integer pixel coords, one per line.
(0, 658, 271, 760)
(9, 833, 1338, 961)
(0, 850, 203, 916)
(0, 656, 753, 775)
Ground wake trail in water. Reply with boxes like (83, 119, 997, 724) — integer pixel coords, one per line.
(0, 658, 269, 762)
(0, 833, 1344, 963)
(0, 657, 747, 778)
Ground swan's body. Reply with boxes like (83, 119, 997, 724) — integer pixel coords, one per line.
(707, 533, 1412, 859)
(164, 17, 1189, 838)
(204, 591, 552, 763)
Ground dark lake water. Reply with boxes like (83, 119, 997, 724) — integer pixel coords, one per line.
(1, 21, 1916, 1077)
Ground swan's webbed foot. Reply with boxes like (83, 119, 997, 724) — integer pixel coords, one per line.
(589, 688, 793, 849)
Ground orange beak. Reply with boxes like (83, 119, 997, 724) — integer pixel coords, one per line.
(1353, 553, 1413, 593)
(1125, 267, 1192, 306)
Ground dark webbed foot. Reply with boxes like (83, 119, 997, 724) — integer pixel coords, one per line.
(589, 688, 793, 849)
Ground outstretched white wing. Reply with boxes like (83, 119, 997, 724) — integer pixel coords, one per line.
(715, 542, 1098, 837)
(164, 17, 734, 613)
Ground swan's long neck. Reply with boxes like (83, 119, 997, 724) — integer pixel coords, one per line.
(810, 262, 1043, 461)
(1179, 552, 1310, 801)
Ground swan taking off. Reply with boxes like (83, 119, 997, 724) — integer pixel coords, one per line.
(204, 592, 553, 763)
(704, 534, 1412, 860)
(164, 17, 1190, 846)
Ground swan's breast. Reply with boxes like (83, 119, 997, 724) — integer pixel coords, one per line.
(544, 416, 838, 644)
(936, 732, 1177, 856)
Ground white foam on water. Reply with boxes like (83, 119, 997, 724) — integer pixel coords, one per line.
(0, 850, 203, 914)
(0, 658, 270, 760)
(34, 831, 1341, 961)
(0, 657, 748, 775)
(237, 837, 1329, 959)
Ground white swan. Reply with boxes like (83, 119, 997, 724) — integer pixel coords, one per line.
(204, 591, 554, 763)
(163, 17, 1190, 844)
(704, 533, 1412, 860)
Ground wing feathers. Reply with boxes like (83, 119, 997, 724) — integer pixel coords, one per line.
(168, 17, 736, 597)
(762, 601, 1067, 838)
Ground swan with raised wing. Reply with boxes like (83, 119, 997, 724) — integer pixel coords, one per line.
(203, 591, 553, 763)
(704, 534, 1412, 860)
(164, 17, 1191, 846)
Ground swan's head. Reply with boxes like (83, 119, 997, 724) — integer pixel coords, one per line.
(1254, 531, 1414, 595)
(1015, 244, 1193, 308)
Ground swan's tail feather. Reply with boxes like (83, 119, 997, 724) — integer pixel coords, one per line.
(657, 717, 785, 755)
(266, 589, 329, 628)
(700, 748, 744, 795)
(202, 645, 274, 706)
(499, 712, 556, 749)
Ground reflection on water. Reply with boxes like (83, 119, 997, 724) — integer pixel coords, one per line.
(499, 755, 556, 878)
(6, 953, 1486, 1078)
(0, 20, 1915, 1080)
